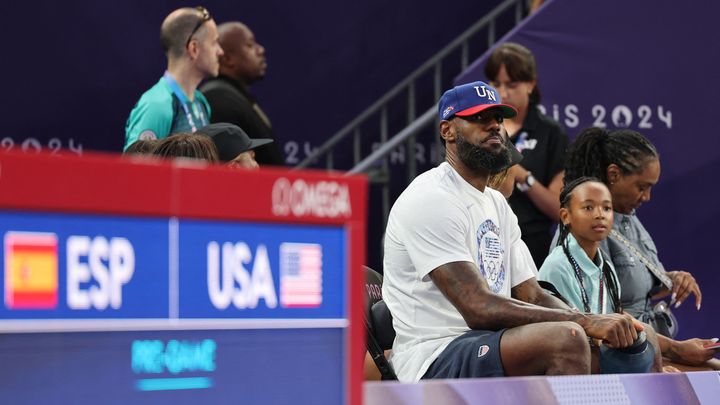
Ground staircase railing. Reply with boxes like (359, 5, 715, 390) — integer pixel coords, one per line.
(296, 0, 526, 225)
(295, 0, 525, 171)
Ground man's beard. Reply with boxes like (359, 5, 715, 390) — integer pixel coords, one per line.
(455, 129, 511, 174)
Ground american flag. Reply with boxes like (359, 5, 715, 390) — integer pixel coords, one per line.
(279, 243, 323, 308)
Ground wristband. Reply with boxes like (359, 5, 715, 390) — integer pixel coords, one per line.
(516, 172, 535, 193)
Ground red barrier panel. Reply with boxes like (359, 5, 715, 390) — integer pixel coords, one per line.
(0, 150, 367, 405)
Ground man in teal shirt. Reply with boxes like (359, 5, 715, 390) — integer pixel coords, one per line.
(124, 7, 224, 151)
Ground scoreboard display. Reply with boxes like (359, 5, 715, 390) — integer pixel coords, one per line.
(0, 151, 367, 404)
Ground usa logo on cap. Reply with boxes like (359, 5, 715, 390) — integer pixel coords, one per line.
(438, 81, 517, 121)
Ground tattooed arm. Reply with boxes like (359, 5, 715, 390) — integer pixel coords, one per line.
(429, 261, 642, 348)
(511, 277, 571, 310)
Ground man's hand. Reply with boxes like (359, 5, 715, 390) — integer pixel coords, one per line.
(667, 271, 702, 310)
(574, 313, 644, 348)
(668, 338, 719, 366)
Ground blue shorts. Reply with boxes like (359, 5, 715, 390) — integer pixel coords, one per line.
(422, 329, 506, 379)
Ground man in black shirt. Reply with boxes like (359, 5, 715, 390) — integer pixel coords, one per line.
(200, 22, 285, 166)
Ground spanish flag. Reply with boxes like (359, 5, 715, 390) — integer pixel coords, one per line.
(4, 232, 58, 309)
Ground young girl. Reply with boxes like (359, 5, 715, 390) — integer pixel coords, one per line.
(539, 177, 671, 373)
(538, 177, 621, 315)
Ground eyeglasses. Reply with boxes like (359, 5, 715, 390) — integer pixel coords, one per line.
(456, 111, 504, 125)
(185, 6, 211, 47)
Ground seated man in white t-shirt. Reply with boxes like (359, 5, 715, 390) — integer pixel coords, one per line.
(382, 81, 645, 382)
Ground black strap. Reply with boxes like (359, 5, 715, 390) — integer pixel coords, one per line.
(538, 280, 571, 307)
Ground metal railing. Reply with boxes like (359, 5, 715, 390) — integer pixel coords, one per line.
(295, 0, 526, 223)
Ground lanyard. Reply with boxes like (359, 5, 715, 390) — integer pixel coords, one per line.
(567, 250, 605, 314)
(609, 229, 673, 290)
(163, 72, 208, 132)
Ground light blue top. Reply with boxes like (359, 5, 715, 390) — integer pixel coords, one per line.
(550, 211, 661, 322)
(124, 76, 211, 150)
(539, 233, 620, 314)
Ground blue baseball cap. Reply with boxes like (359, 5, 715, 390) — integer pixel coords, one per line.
(438, 81, 517, 121)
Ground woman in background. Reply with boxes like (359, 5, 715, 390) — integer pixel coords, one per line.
(485, 42, 568, 268)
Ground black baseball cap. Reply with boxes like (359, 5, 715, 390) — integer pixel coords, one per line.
(198, 123, 273, 163)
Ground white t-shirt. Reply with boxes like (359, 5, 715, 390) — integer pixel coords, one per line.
(382, 162, 537, 382)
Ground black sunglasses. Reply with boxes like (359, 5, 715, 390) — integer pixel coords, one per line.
(455, 110, 504, 125)
(185, 6, 211, 47)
